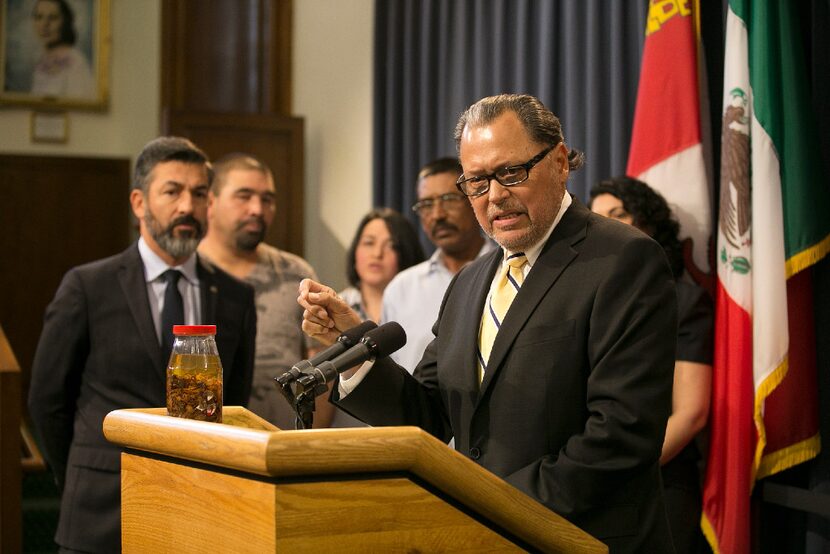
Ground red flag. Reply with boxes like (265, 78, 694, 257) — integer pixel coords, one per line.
(627, 0, 711, 273)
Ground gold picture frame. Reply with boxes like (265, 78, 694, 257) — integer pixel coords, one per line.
(0, 0, 110, 111)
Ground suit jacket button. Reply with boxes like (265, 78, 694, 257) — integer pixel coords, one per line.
(469, 447, 481, 460)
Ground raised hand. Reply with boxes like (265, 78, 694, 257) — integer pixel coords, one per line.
(297, 278, 363, 345)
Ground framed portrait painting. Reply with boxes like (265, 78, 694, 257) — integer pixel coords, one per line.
(0, 0, 110, 110)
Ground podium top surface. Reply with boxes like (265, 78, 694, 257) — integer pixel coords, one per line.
(104, 407, 607, 553)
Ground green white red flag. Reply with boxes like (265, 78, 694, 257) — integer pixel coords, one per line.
(627, 0, 711, 272)
(702, 1, 829, 552)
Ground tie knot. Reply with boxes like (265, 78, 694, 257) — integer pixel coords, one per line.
(505, 253, 527, 269)
(162, 269, 182, 285)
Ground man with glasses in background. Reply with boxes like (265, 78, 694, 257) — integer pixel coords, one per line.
(381, 157, 493, 372)
(300, 94, 677, 551)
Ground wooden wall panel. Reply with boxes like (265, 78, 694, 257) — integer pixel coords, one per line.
(161, 0, 292, 115)
(161, 0, 303, 255)
(0, 326, 21, 554)
(0, 155, 131, 396)
(167, 111, 304, 255)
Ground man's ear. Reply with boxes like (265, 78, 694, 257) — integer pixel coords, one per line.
(129, 189, 145, 220)
(553, 142, 570, 179)
(206, 190, 217, 218)
(554, 143, 569, 169)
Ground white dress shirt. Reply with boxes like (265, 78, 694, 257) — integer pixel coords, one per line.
(138, 237, 202, 344)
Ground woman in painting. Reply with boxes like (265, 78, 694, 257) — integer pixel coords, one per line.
(30, 0, 95, 98)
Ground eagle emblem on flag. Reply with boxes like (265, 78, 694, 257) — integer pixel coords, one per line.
(719, 88, 751, 274)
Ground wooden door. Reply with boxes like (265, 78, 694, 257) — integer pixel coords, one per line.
(160, 0, 303, 254)
(0, 155, 131, 395)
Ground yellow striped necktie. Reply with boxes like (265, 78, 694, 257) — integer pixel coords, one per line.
(478, 252, 527, 380)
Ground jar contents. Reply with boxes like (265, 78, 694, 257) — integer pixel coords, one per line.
(167, 353, 223, 422)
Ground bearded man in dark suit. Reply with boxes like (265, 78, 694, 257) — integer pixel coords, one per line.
(299, 94, 677, 553)
(28, 136, 256, 553)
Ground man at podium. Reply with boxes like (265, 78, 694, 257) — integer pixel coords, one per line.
(299, 94, 677, 553)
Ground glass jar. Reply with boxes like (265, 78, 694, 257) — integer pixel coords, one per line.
(166, 325, 223, 423)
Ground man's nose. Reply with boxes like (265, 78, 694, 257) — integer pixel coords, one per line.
(177, 190, 195, 214)
(487, 179, 510, 203)
(422, 198, 448, 220)
(248, 195, 264, 215)
(431, 200, 448, 217)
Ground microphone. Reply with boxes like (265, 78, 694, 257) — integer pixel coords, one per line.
(296, 321, 407, 391)
(275, 320, 378, 387)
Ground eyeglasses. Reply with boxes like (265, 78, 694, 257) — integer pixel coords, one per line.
(411, 192, 467, 216)
(455, 144, 557, 198)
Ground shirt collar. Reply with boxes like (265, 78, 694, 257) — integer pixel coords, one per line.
(430, 237, 497, 273)
(138, 236, 199, 284)
(503, 190, 572, 267)
(427, 248, 444, 272)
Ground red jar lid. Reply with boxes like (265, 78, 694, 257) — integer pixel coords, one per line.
(173, 325, 216, 335)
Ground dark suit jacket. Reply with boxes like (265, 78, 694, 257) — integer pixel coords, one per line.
(335, 199, 677, 552)
(28, 243, 256, 553)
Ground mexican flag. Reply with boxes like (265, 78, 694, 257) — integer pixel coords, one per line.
(627, 0, 711, 273)
(701, 1, 829, 552)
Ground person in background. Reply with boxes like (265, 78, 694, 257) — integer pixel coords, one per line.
(198, 153, 327, 429)
(590, 175, 713, 554)
(339, 208, 424, 323)
(28, 137, 255, 553)
(30, 0, 95, 98)
(382, 157, 494, 372)
(299, 93, 677, 551)
(331, 207, 424, 427)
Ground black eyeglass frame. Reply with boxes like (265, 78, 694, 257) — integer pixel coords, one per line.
(410, 192, 467, 215)
(455, 143, 557, 198)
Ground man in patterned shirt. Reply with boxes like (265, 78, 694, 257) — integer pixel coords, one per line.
(198, 153, 329, 428)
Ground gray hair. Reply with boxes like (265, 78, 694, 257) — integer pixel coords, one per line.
(132, 136, 213, 193)
(454, 94, 585, 171)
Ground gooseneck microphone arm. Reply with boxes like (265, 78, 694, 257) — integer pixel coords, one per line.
(273, 321, 379, 430)
(274, 320, 377, 387)
(281, 322, 407, 430)
(296, 322, 407, 391)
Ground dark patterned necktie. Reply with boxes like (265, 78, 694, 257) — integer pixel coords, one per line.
(160, 269, 184, 364)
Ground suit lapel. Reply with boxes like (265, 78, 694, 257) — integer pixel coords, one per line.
(459, 250, 502, 396)
(197, 254, 218, 324)
(119, 245, 166, 369)
(477, 199, 589, 400)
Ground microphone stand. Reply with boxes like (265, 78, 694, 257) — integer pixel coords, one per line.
(293, 386, 316, 430)
(274, 373, 327, 430)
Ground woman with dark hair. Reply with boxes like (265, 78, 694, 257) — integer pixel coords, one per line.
(590, 176, 713, 554)
(31, 0, 95, 98)
(339, 207, 424, 323)
(331, 208, 423, 428)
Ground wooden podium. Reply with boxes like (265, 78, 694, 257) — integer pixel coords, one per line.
(103, 407, 606, 553)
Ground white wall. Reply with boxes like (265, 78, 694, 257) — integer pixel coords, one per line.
(0, 1, 161, 161)
(0, 0, 373, 289)
(293, 0, 374, 289)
